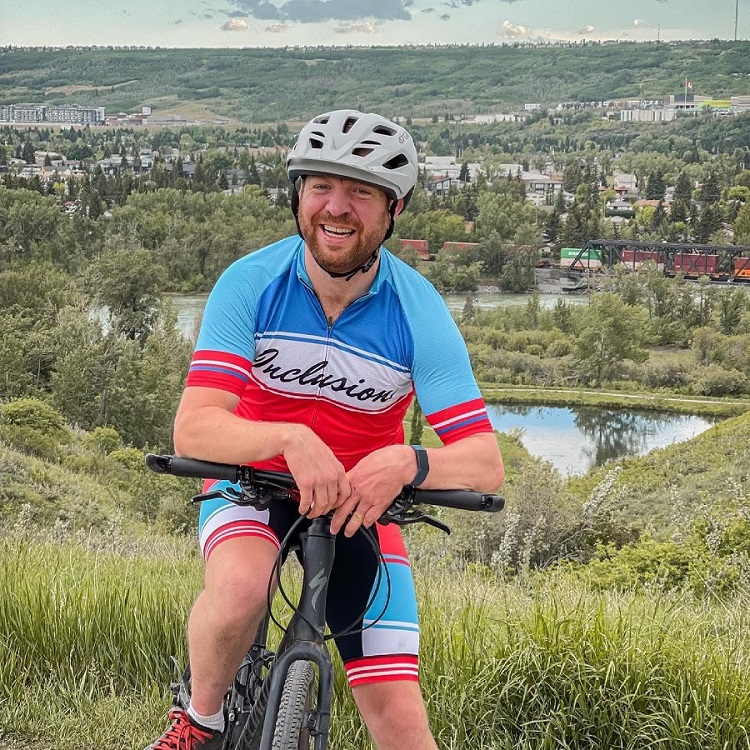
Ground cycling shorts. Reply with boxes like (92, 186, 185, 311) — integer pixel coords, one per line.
(198, 480, 420, 688)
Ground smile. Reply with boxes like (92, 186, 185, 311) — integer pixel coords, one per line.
(322, 225, 355, 237)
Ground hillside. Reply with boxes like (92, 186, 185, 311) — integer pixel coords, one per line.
(1, 41, 749, 123)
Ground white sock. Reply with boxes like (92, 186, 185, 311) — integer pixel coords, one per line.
(187, 704, 225, 733)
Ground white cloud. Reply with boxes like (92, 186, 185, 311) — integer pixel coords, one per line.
(500, 20, 529, 38)
(334, 21, 380, 34)
(577, 24, 594, 35)
(221, 18, 248, 31)
(634, 19, 648, 27)
(265, 22, 290, 33)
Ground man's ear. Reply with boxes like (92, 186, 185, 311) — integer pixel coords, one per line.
(393, 198, 405, 218)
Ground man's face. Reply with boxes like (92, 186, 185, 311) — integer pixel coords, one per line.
(297, 175, 392, 277)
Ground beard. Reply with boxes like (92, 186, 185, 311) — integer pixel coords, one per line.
(298, 208, 391, 277)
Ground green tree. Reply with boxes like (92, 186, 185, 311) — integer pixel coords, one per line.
(574, 293, 650, 384)
(85, 248, 167, 341)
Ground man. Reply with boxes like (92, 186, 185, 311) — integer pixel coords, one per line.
(149, 109, 504, 750)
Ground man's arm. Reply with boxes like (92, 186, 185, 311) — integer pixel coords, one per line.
(174, 386, 351, 516)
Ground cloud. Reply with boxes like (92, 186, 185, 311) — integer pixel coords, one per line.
(577, 24, 595, 35)
(173, 19, 183, 25)
(500, 19, 529, 38)
(228, 0, 412, 23)
(634, 18, 645, 27)
(265, 22, 291, 32)
(334, 20, 380, 33)
(500, 0, 522, 3)
(421, 7, 436, 12)
(221, 18, 249, 30)
(440, 13, 450, 20)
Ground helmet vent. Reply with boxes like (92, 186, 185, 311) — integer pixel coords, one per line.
(342, 116, 359, 133)
(373, 124, 397, 136)
(313, 115, 330, 124)
(383, 153, 409, 170)
(308, 137, 325, 149)
(352, 147, 374, 157)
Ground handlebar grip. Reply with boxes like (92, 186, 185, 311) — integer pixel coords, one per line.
(145, 453, 240, 482)
(414, 489, 505, 513)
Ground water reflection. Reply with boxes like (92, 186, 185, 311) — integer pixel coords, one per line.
(486, 404, 718, 476)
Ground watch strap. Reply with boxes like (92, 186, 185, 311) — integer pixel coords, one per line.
(410, 445, 429, 487)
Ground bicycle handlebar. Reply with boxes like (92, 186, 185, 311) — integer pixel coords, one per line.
(145, 453, 504, 514)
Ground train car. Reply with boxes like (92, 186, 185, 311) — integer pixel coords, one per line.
(559, 247, 602, 271)
(621, 249, 665, 271)
(673, 253, 719, 276)
(733, 257, 750, 280)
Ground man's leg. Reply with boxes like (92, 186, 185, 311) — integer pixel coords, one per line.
(352, 681, 438, 750)
(187, 536, 278, 716)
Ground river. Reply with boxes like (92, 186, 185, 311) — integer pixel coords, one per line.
(167, 292, 716, 476)
(168, 291, 587, 340)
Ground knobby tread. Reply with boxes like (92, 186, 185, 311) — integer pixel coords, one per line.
(271, 661, 316, 750)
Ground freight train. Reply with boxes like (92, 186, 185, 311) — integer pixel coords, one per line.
(559, 241, 750, 282)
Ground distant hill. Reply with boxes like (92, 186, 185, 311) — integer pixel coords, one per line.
(1, 41, 749, 124)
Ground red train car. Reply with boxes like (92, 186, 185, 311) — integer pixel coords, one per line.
(673, 253, 719, 276)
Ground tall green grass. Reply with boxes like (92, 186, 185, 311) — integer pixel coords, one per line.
(1, 538, 749, 749)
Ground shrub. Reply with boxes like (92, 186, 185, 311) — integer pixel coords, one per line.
(0, 398, 68, 439)
(0, 424, 61, 461)
(81, 427, 123, 456)
(689, 364, 749, 396)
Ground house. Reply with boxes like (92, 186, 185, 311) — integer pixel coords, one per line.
(521, 171, 564, 198)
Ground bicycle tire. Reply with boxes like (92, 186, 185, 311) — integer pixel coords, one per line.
(271, 660, 316, 750)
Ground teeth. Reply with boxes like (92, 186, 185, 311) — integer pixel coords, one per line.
(323, 225, 354, 236)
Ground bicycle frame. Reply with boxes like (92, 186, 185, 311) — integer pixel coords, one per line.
(255, 515, 335, 750)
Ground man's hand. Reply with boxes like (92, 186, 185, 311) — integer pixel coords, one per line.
(283, 424, 351, 518)
(330, 444, 414, 537)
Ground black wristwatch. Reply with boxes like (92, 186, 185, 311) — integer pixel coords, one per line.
(410, 445, 429, 487)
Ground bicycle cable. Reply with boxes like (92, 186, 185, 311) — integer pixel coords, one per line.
(267, 513, 392, 642)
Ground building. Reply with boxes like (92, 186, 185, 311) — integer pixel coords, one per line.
(0, 103, 104, 125)
(620, 108, 676, 122)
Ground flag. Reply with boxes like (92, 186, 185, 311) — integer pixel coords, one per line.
(686, 79, 693, 89)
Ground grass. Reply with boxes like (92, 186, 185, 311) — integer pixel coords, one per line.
(480, 383, 750, 418)
(1, 537, 749, 750)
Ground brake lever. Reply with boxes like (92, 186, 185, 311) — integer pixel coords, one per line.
(402, 510, 451, 534)
(191, 485, 275, 509)
(378, 504, 452, 535)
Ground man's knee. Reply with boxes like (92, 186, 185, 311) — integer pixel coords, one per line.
(201, 537, 277, 622)
(353, 680, 432, 739)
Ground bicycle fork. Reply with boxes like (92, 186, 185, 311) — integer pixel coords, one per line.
(259, 517, 336, 750)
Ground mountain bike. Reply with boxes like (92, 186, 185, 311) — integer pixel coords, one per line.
(145, 452, 505, 750)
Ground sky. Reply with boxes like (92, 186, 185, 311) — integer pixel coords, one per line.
(1, 0, 748, 49)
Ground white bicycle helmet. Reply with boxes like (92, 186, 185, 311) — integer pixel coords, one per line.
(287, 109, 418, 203)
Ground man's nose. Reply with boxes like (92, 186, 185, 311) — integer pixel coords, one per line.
(323, 185, 352, 216)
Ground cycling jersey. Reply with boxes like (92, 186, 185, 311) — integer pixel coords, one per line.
(186, 235, 493, 468)
(185, 236, 494, 687)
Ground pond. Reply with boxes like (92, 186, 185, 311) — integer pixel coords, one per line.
(486, 404, 718, 476)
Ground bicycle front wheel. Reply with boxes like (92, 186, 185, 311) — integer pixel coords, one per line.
(271, 660, 316, 750)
